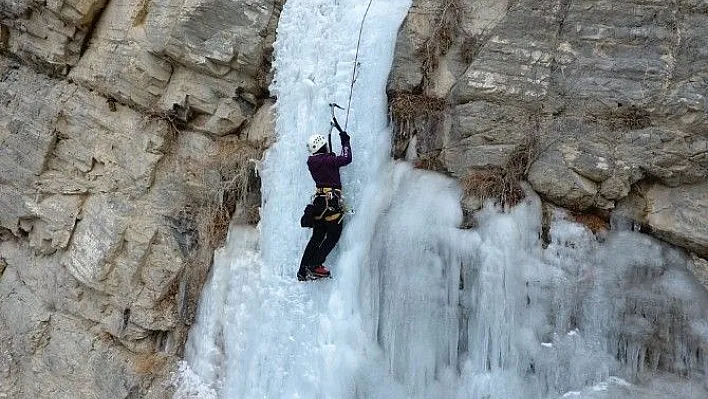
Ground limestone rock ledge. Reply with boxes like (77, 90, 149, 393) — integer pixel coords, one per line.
(0, 0, 108, 74)
(616, 182, 708, 259)
(0, 0, 280, 396)
(0, 56, 270, 398)
(388, 0, 708, 257)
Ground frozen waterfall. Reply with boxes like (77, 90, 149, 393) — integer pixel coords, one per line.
(173, 0, 708, 398)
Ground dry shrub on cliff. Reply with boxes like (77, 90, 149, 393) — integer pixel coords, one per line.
(461, 166, 509, 202)
(389, 92, 447, 155)
(134, 354, 169, 375)
(174, 137, 264, 328)
(390, 92, 447, 122)
(197, 138, 263, 251)
(421, 0, 463, 80)
(413, 152, 446, 172)
(573, 212, 610, 233)
(460, 37, 480, 64)
(461, 134, 539, 209)
(505, 132, 539, 177)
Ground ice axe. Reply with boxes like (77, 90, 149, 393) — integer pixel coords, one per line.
(329, 103, 344, 128)
(327, 102, 356, 216)
(328, 103, 345, 151)
(329, 102, 344, 115)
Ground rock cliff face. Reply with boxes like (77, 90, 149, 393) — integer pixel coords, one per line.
(388, 0, 707, 259)
(1, 0, 706, 396)
(0, 0, 279, 397)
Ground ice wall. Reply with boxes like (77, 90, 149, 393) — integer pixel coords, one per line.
(175, 0, 415, 397)
(174, 0, 708, 398)
(455, 202, 708, 398)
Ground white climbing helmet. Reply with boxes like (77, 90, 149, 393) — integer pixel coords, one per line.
(307, 134, 327, 154)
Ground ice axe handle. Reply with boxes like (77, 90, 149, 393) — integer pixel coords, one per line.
(330, 117, 343, 133)
(329, 103, 345, 136)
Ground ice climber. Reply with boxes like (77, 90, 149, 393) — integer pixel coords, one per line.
(297, 116, 352, 281)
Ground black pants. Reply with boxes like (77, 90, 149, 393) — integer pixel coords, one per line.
(299, 218, 343, 270)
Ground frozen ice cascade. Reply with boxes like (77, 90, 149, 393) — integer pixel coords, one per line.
(173, 0, 708, 398)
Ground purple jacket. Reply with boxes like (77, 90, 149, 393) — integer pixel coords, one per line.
(307, 135, 352, 189)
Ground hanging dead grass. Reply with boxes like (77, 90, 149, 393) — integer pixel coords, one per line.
(389, 92, 447, 122)
(572, 212, 610, 233)
(608, 104, 651, 130)
(460, 134, 539, 208)
(389, 92, 447, 158)
(421, 0, 463, 81)
(175, 138, 264, 327)
(413, 152, 446, 172)
(194, 138, 264, 251)
(461, 166, 525, 208)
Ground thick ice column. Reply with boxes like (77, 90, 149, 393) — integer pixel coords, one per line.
(358, 163, 467, 395)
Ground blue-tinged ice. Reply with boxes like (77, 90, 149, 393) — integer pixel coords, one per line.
(173, 0, 708, 398)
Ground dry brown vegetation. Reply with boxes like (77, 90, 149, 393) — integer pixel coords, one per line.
(421, 0, 463, 81)
(194, 138, 264, 251)
(413, 153, 446, 172)
(389, 92, 447, 158)
(389, 92, 447, 122)
(460, 37, 480, 64)
(148, 104, 264, 251)
(573, 212, 610, 233)
(460, 134, 539, 208)
(134, 353, 170, 375)
(461, 167, 522, 207)
(177, 136, 265, 327)
(147, 103, 267, 334)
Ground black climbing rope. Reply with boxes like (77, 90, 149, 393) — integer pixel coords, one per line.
(343, 0, 375, 130)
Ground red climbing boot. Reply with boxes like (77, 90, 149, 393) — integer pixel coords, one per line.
(310, 265, 331, 278)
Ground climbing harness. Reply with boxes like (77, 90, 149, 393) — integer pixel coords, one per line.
(312, 1, 374, 222)
(312, 187, 345, 223)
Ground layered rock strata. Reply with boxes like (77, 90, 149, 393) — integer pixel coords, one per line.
(388, 0, 707, 258)
(0, 0, 280, 397)
(2, 0, 706, 396)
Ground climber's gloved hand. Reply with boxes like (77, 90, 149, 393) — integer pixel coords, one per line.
(331, 117, 343, 133)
